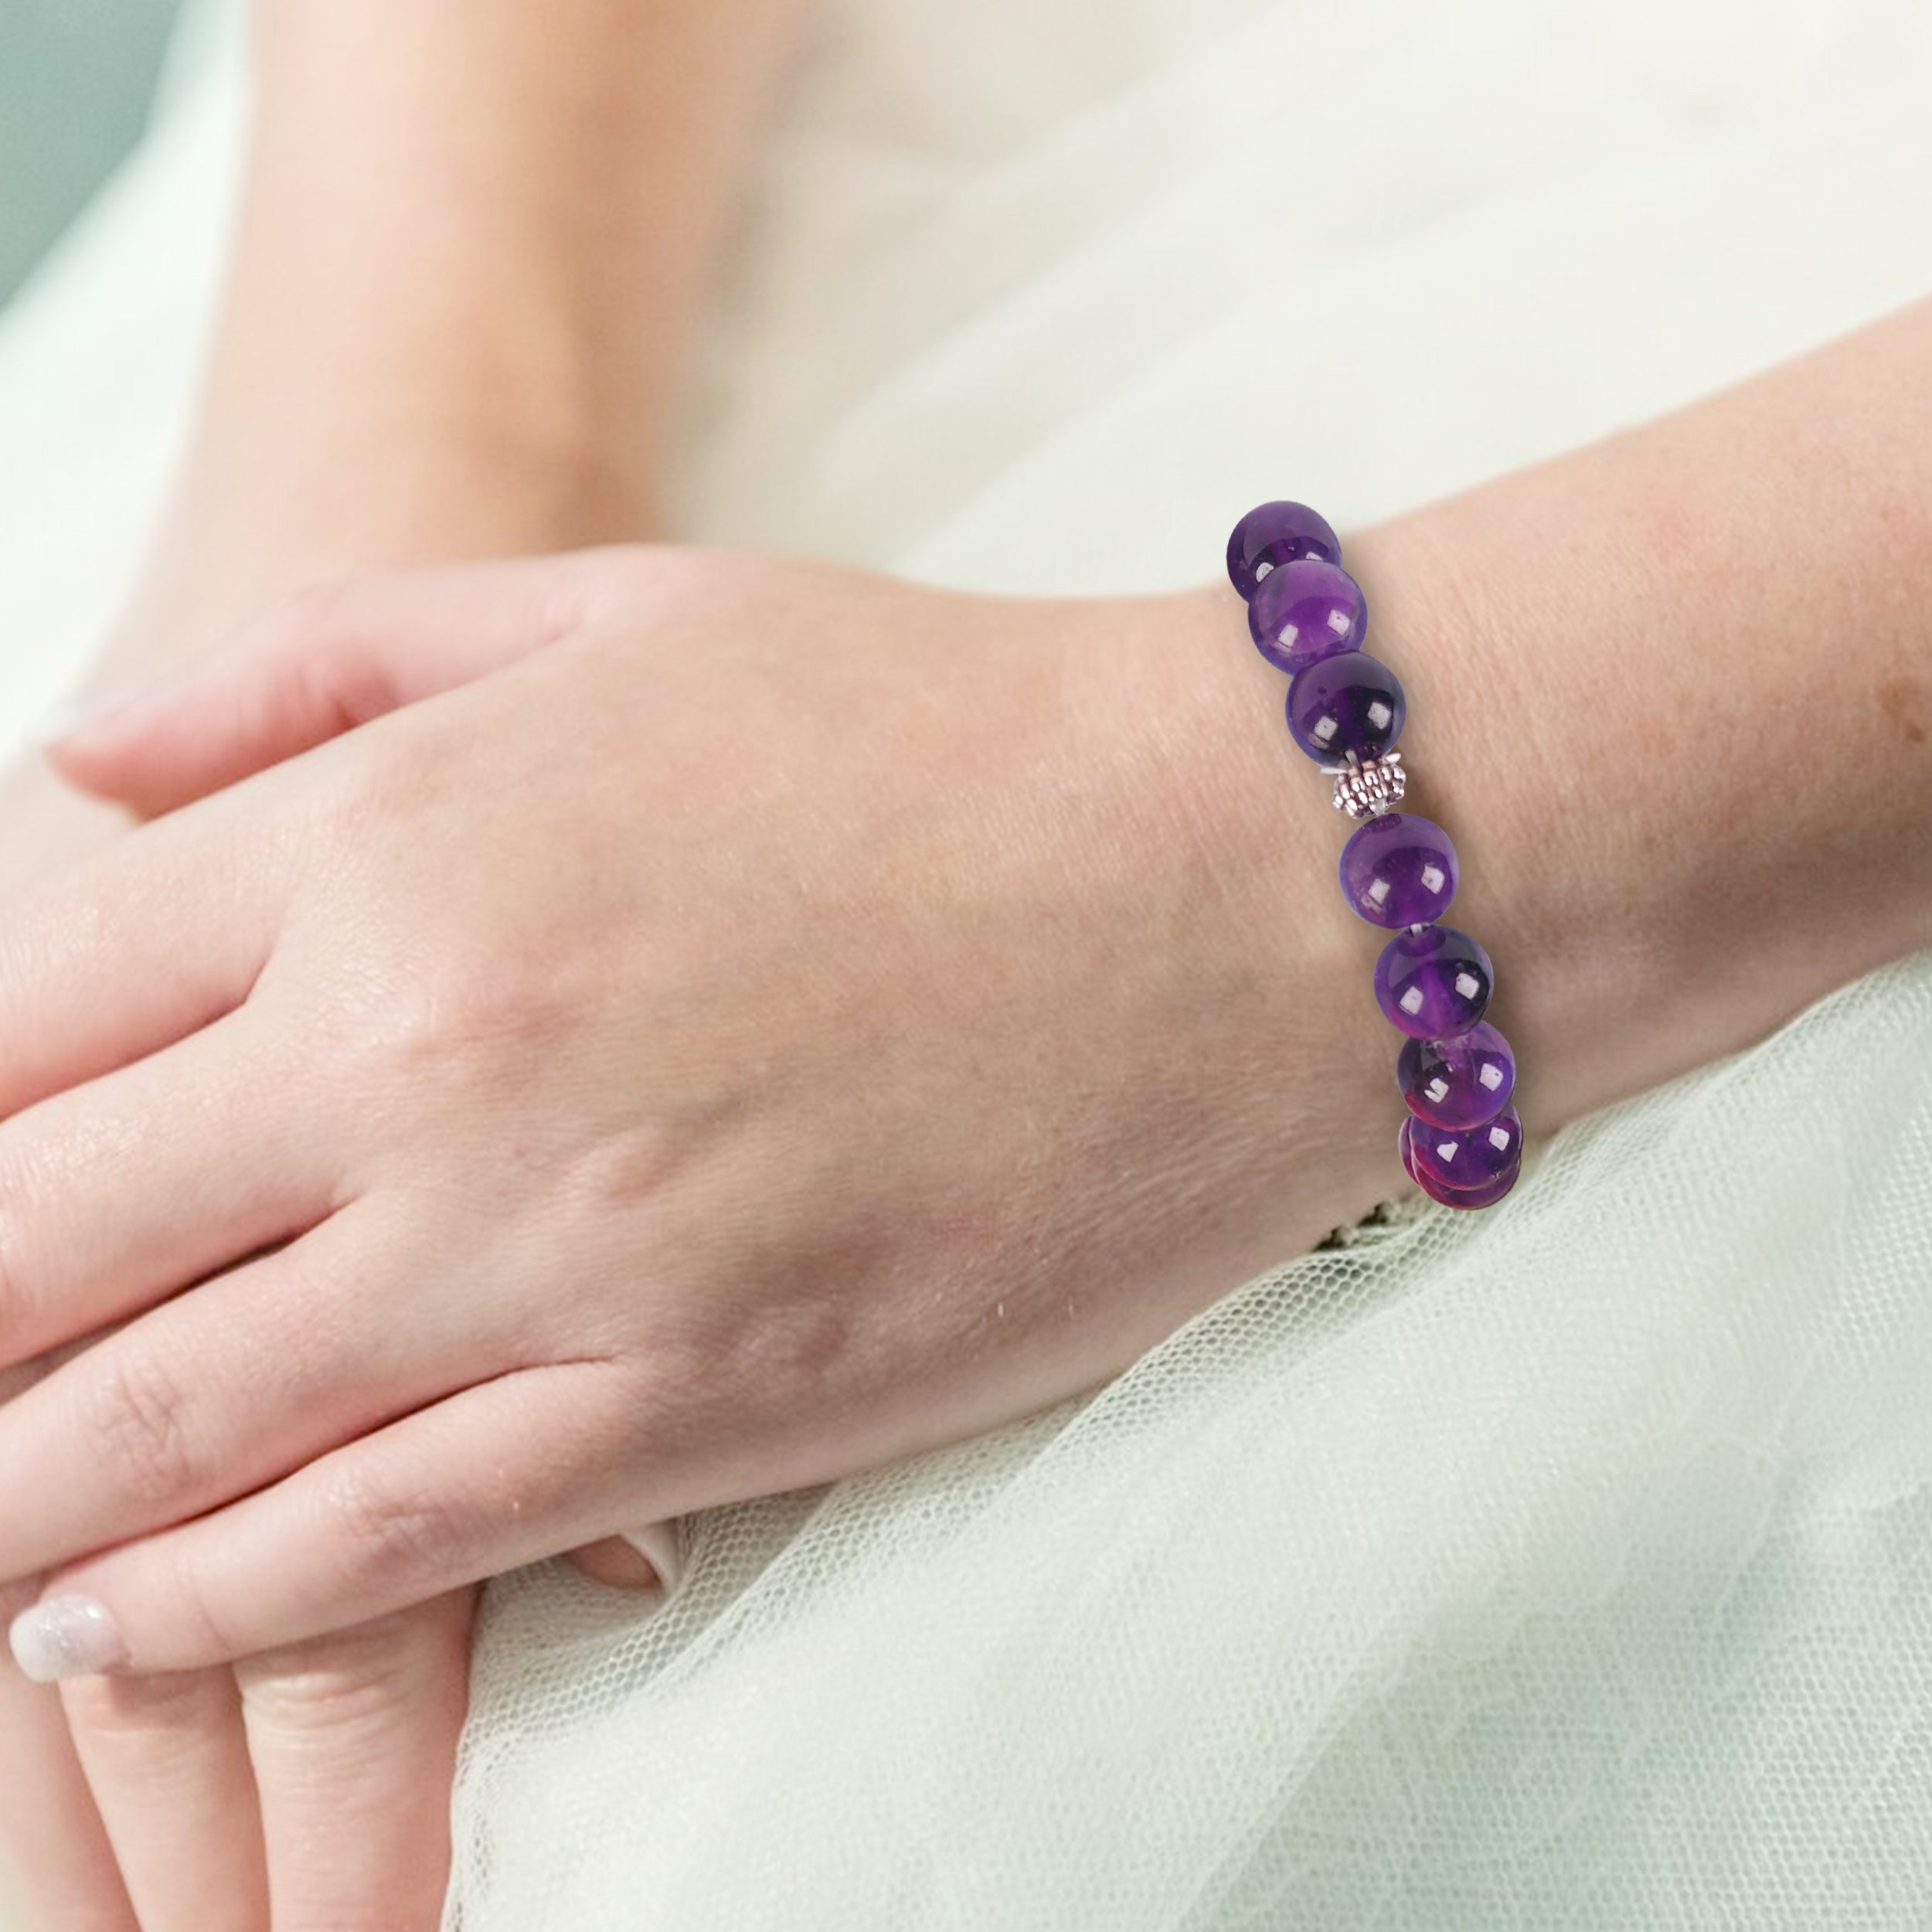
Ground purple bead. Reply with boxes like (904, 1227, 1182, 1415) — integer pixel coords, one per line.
(1400, 1119, 1522, 1209)
(1433, 1162, 1519, 1209)
(1398, 1114, 1424, 1189)
(1396, 1022, 1515, 1129)
(1407, 1105, 1522, 1192)
(1285, 651, 1404, 766)
(1247, 559, 1366, 674)
(1373, 924, 1492, 1039)
(1338, 812, 1458, 929)
(1226, 501, 1340, 602)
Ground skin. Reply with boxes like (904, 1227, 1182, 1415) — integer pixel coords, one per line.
(3, 552, 1396, 1681)
(0, 0, 801, 1925)
(8, 266, 1932, 1680)
(4, 2, 1930, 1922)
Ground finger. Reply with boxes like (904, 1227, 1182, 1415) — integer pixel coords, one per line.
(0, 1204, 502, 1592)
(0, 1604, 140, 1932)
(0, 1355, 141, 1931)
(60, 1667, 268, 1932)
(48, 548, 650, 818)
(237, 1592, 472, 1932)
(15, 1360, 651, 1673)
(0, 1008, 334, 1372)
(0, 798, 281, 1121)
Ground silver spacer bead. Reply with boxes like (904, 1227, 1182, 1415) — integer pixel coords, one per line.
(1318, 749, 1406, 818)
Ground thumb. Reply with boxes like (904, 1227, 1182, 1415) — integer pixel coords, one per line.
(44, 546, 646, 819)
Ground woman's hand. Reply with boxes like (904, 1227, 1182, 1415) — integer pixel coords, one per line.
(4, 578, 676, 1932)
(0, 391, 666, 1932)
(0, 766, 480, 1932)
(15, 291, 1932, 1688)
(0, 0, 798, 1915)
(2, 519, 677, 1932)
(55, 1595, 476, 1932)
(0, 544, 1397, 1675)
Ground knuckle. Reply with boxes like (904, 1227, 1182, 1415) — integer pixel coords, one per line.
(323, 1468, 467, 1596)
(83, 1349, 199, 1507)
(651, 1280, 852, 1423)
(348, 951, 570, 1100)
(339, 970, 449, 1074)
(247, 580, 395, 723)
(412, 953, 543, 1055)
(237, 1620, 431, 1737)
(283, 633, 373, 740)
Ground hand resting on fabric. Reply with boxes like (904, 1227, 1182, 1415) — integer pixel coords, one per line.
(2, 545, 1406, 1677)
(0, 765, 485, 1932)
(15, 287, 1932, 1682)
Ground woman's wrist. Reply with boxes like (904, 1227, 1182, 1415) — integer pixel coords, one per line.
(1145, 444, 1931, 1231)
(1341, 502, 1682, 1141)
(1294, 390, 1932, 1157)
(1066, 581, 1405, 1243)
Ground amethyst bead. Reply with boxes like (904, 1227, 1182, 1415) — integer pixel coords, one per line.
(1247, 559, 1366, 674)
(1285, 651, 1405, 765)
(1396, 1022, 1515, 1129)
(1400, 1119, 1522, 1209)
(1432, 1162, 1520, 1209)
(1338, 812, 1458, 929)
(1373, 924, 1492, 1039)
(1226, 501, 1340, 603)
(1397, 1114, 1423, 1190)
(1407, 1105, 1522, 1193)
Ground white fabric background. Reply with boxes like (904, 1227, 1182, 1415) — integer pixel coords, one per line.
(1, 1, 1930, 1926)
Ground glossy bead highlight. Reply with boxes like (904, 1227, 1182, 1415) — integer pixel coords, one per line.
(1396, 1022, 1515, 1129)
(1225, 500, 1341, 603)
(1284, 651, 1406, 765)
(1407, 1105, 1522, 1193)
(1400, 1118, 1522, 1209)
(1247, 559, 1366, 674)
(1338, 811, 1457, 928)
(1373, 923, 1492, 1039)
(1225, 495, 1524, 1211)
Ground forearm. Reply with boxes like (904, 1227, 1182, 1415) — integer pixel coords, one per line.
(1402, 296, 1932, 1126)
(210, 0, 804, 532)
(84, 0, 803, 693)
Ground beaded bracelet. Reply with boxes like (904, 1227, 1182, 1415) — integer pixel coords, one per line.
(1226, 500, 1522, 1210)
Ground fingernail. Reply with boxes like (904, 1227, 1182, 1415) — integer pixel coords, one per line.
(9, 1595, 128, 1682)
(624, 1521, 685, 1595)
